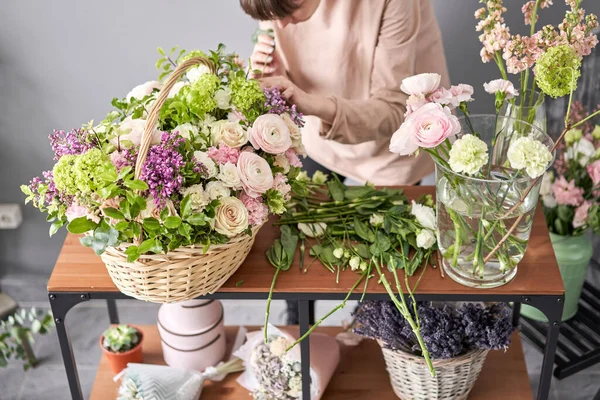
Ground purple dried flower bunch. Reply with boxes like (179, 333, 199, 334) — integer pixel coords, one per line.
(263, 87, 305, 127)
(140, 131, 186, 207)
(353, 301, 513, 359)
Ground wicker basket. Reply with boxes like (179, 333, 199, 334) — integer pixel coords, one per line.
(100, 56, 263, 303)
(378, 341, 488, 400)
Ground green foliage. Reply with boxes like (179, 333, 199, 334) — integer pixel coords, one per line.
(102, 324, 140, 353)
(0, 308, 54, 370)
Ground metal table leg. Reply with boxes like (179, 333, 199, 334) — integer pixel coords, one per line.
(107, 299, 119, 324)
(512, 302, 521, 327)
(531, 295, 564, 400)
(49, 293, 89, 400)
(299, 300, 312, 400)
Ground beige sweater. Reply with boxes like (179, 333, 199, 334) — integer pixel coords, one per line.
(261, 0, 450, 184)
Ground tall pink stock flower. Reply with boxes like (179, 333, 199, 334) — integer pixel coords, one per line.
(588, 160, 600, 186)
(573, 201, 592, 228)
(390, 103, 460, 155)
(400, 73, 441, 96)
(551, 176, 584, 206)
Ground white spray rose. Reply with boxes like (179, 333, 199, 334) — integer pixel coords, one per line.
(186, 65, 211, 83)
(205, 181, 231, 200)
(211, 121, 248, 148)
(542, 194, 557, 208)
(410, 201, 436, 230)
(194, 151, 218, 178)
(566, 138, 595, 166)
(369, 213, 384, 227)
(168, 81, 187, 98)
(126, 81, 162, 101)
(416, 229, 436, 249)
(349, 256, 361, 271)
(213, 197, 249, 238)
(280, 113, 305, 155)
(540, 172, 553, 196)
(218, 162, 242, 189)
(180, 184, 210, 212)
(297, 222, 327, 238)
(141, 199, 177, 220)
(214, 87, 232, 110)
(173, 123, 198, 141)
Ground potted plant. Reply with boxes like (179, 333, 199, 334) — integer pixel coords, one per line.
(352, 301, 513, 400)
(521, 102, 600, 321)
(0, 308, 54, 369)
(100, 324, 143, 374)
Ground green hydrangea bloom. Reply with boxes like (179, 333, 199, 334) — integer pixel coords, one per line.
(180, 50, 208, 64)
(185, 73, 220, 118)
(53, 149, 115, 195)
(534, 45, 581, 98)
(230, 76, 265, 119)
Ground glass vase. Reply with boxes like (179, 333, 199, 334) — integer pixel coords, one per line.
(499, 90, 546, 131)
(435, 115, 555, 288)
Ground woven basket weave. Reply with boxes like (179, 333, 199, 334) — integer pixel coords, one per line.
(378, 341, 488, 400)
(101, 56, 262, 303)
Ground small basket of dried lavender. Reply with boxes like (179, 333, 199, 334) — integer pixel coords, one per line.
(353, 301, 513, 400)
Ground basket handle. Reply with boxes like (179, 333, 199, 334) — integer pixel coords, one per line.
(134, 56, 216, 179)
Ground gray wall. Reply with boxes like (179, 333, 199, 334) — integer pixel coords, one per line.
(1, 0, 599, 277)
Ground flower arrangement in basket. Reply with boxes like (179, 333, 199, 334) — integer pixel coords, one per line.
(353, 301, 514, 400)
(21, 45, 305, 303)
(389, 0, 599, 288)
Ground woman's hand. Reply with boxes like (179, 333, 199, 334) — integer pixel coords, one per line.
(250, 35, 284, 78)
(259, 76, 336, 122)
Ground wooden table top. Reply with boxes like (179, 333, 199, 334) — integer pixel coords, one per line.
(48, 186, 564, 296)
(90, 326, 533, 400)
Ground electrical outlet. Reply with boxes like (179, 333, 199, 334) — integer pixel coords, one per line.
(0, 204, 22, 229)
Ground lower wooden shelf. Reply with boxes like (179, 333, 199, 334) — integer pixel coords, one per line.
(90, 325, 532, 400)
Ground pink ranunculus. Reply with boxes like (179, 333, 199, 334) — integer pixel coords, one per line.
(285, 149, 303, 168)
(429, 88, 453, 107)
(237, 152, 274, 198)
(248, 114, 292, 154)
(552, 176, 584, 206)
(587, 160, 600, 186)
(390, 103, 461, 155)
(110, 116, 161, 147)
(405, 94, 428, 116)
(240, 192, 269, 226)
(126, 81, 162, 101)
(400, 73, 442, 96)
(449, 84, 475, 106)
(483, 79, 519, 99)
(573, 201, 592, 228)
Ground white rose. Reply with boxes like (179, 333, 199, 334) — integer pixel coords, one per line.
(273, 154, 290, 173)
(180, 184, 210, 213)
(141, 199, 177, 220)
(110, 116, 161, 147)
(205, 181, 231, 200)
(173, 123, 199, 141)
(369, 213, 385, 227)
(281, 113, 305, 155)
(168, 81, 187, 98)
(349, 256, 361, 271)
(297, 222, 327, 238)
(186, 65, 211, 83)
(236, 152, 274, 198)
(400, 73, 441, 96)
(214, 197, 249, 238)
(218, 162, 242, 189)
(214, 88, 232, 110)
(126, 81, 162, 101)
(416, 229, 436, 249)
(193, 151, 218, 178)
(211, 121, 248, 148)
(410, 201, 436, 230)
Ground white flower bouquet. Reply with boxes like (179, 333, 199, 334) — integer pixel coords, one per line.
(234, 325, 340, 400)
(21, 45, 305, 301)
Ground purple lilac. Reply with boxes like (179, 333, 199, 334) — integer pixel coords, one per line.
(28, 170, 71, 206)
(49, 128, 95, 160)
(263, 87, 305, 127)
(140, 132, 186, 208)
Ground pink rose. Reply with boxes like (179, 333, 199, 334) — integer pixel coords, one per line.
(483, 79, 519, 99)
(587, 160, 600, 186)
(406, 94, 428, 116)
(429, 88, 453, 106)
(390, 103, 461, 155)
(126, 81, 162, 101)
(237, 152, 274, 198)
(110, 116, 161, 147)
(552, 176, 584, 206)
(449, 84, 475, 106)
(248, 114, 292, 154)
(400, 73, 442, 96)
(573, 201, 592, 228)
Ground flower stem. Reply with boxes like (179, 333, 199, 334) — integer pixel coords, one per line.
(264, 266, 281, 342)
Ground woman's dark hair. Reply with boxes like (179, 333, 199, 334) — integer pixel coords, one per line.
(240, 0, 300, 20)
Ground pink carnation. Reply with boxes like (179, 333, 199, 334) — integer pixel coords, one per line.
(285, 149, 303, 168)
(551, 176, 584, 206)
(207, 144, 241, 165)
(573, 201, 592, 228)
(429, 88, 453, 107)
(449, 84, 475, 106)
(241, 192, 269, 226)
(587, 160, 600, 186)
(273, 173, 292, 200)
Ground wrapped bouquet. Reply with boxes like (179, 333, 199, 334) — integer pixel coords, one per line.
(21, 45, 305, 302)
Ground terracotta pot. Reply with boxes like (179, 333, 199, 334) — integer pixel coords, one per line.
(100, 327, 144, 374)
(157, 299, 226, 371)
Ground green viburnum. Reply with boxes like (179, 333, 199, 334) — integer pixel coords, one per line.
(534, 45, 581, 98)
(186, 73, 220, 118)
(265, 189, 286, 214)
(53, 149, 116, 195)
(564, 128, 583, 145)
(179, 50, 208, 64)
(448, 134, 489, 175)
(229, 75, 265, 119)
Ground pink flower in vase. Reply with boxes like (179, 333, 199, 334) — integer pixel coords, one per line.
(448, 84, 475, 106)
(573, 201, 592, 228)
(551, 176, 584, 206)
(429, 88, 453, 107)
(587, 160, 600, 186)
(400, 73, 441, 96)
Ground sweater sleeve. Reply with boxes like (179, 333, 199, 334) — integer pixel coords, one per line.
(320, 0, 420, 145)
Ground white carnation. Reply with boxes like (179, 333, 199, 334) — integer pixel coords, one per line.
(410, 201, 436, 230)
(448, 134, 489, 175)
(205, 181, 231, 200)
(416, 229, 436, 249)
(193, 151, 218, 178)
(180, 184, 210, 212)
(214, 88, 232, 110)
(507, 137, 553, 179)
(218, 162, 242, 189)
(186, 65, 211, 83)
